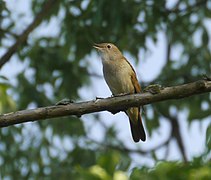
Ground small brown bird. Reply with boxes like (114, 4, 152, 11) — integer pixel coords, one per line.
(93, 43, 146, 142)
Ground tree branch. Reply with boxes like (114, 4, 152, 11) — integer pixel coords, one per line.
(0, 0, 59, 69)
(0, 79, 211, 127)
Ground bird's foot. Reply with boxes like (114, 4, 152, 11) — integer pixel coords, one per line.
(143, 84, 164, 94)
(55, 98, 74, 105)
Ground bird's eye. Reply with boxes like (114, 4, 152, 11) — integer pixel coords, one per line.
(107, 44, 111, 49)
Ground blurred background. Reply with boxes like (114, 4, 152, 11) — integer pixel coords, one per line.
(0, 0, 211, 179)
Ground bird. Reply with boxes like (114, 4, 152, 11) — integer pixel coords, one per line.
(93, 43, 146, 142)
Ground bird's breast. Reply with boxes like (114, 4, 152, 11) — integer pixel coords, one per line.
(102, 60, 133, 95)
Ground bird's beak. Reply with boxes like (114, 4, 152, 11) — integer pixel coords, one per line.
(93, 43, 104, 50)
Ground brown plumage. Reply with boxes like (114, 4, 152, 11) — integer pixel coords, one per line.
(93, 43, 146, 142)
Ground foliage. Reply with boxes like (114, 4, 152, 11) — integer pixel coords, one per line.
(0, 0, 211, 179)
(130, 159, 211, 180)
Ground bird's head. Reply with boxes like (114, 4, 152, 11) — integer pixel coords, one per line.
(93, 43, 123, 61)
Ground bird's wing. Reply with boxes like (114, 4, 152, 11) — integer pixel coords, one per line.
(123, 57, 142, 93)
(131, 73, 141, 93)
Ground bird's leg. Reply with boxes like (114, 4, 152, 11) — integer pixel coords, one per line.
(143, 84, 164, 94)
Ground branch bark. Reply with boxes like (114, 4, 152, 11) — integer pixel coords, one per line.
(0, 79, 211, 127)
(0, 0, 58, 69)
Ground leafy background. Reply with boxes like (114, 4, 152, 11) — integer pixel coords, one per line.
(0, 0, 211, 179)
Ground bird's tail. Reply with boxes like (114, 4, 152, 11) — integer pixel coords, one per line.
(128, 112, 146, 142)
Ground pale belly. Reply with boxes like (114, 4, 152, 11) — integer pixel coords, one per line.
(103, 63, 134, 95)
